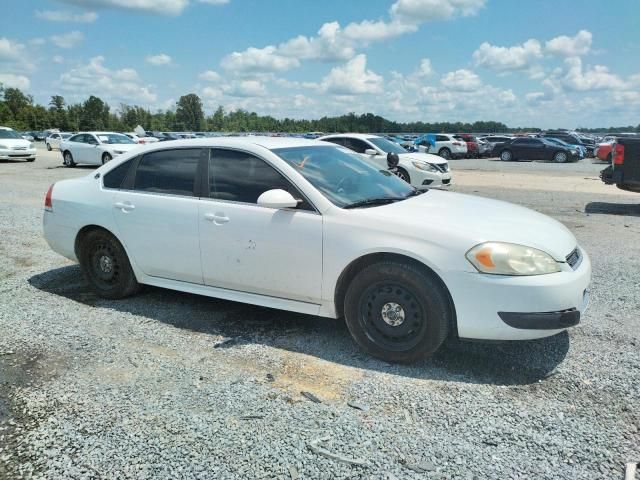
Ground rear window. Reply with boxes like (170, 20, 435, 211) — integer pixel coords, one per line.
(134, 149, 202, 196)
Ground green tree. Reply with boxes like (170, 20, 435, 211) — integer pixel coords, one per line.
(175, 94, 204, 131)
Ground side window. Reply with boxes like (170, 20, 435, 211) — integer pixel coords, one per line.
(513, 138, 528, 145)
(103, 159, 134, 189)
(69, 134, 83, 143)
(209, 149, 312, 211)
(134, 148, 202, 196)
(323, 137, 345, 147)
(436, 135, 449, 142)
(343, 138, 369, 154)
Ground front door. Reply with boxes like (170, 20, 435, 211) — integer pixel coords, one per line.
(112, 148, 205, 284)
(199, 148, 323, 304)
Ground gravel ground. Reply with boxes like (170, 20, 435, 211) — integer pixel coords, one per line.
(0, 146, 639, 479)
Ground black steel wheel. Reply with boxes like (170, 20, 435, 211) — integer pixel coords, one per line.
(344, 261, 451, 363)
(79, 229, 139, 299)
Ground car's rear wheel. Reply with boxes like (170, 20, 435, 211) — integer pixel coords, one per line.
(102, 152, 112, 164)
(553, 151, 568, 163)
(79, 229, 139, 299)
(344, 261, 451, 363)
(395, 167, 410, 184)
(46, 143, 52, 151)
(500, 150, 512, 161)
(438, 148, 451, 159)
(63, 151, 76, 167)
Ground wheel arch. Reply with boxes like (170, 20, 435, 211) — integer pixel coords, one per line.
(74, 224, 120, 260)
(333, 252, 458, 336)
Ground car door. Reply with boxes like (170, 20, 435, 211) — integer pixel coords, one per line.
(50, 134, 60, 149)
(86, 134, 104, 165)
(69, 134, 91, 163)
(111, 148, 205, 284)
(199, 148, 323, 304)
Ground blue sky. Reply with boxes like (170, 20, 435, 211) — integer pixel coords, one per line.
(2, 0, 639, 127)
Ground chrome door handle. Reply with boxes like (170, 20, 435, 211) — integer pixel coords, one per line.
(204, 213, 229, 224)
(114, 201, 135, 212)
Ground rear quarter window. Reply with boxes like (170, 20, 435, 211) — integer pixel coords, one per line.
(103, 159, 134, 189)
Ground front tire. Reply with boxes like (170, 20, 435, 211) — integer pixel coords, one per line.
(102, 152, 112, 164)
(553, 151, 568, 163)
(395, 167, 410, 184)
(344, 261, 451, 363)
(63, 151, 76, 167)
(79, 230, 139, 299)
(46, 143, 52, 151)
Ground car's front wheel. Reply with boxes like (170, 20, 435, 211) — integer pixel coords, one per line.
(46, 143, 52, 151)
(344, 261, 451, 363)
(79, 229, 139, 299)
(553, 151, 568, 163)
(63, 151, 76, 167)
(500, 150, 513, 161)
(102, 152, 112, 164)
(395, 167, 410, 184)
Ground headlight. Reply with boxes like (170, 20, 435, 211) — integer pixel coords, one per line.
(412, 161, 437, 172)
(466, 242, 561, 276)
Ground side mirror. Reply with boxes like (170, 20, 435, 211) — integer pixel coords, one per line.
(257, 189, 298, 209)
(387, 152, 400, 169)
(364, 148, 377, 156)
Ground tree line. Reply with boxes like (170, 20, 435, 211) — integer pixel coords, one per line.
(0, 85, 637, 134)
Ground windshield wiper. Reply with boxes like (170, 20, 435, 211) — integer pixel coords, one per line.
(342, 197, 406, 209)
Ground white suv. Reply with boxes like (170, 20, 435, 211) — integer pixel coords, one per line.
(319, 134, 452, 188)
(46, 133, 72, 151)
(416, 134, 467, 159)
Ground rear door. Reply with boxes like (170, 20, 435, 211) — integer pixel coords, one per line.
(111, 148, 205, 284)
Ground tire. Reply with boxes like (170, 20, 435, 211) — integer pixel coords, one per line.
(395, 167, 410, 184)
(438, 148, 451, 159)
(553, 151, 568, 163)
(500, 150, 512, 162)
(102, 152, 112, 164)
(344, 261, 451, 363)
(63, 151, 76, 167)
(46, 143, 52, 151)
(79, 229, 139, 300)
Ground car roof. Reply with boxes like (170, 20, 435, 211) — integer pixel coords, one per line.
(318, 133, 379, 140)
(138, 136, 327, 151)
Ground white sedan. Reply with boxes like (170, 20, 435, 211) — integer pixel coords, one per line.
(0, 127, 36, 162)
(45, 132, 72, 151)
(60, 132, 140, 167)
(319, 134, 452, 188)
(43, 137, 591, 363)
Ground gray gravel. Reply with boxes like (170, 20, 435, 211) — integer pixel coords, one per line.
(0, 146, 639, 479)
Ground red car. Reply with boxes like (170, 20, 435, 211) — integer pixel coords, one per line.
(595, 142, 613, 162)
(455, 134, 479, 158)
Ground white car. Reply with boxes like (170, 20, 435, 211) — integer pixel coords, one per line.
(319, 134, 452, 189)
(60, 132, 139, 167)
(0, 127, 36, 162)
(416, 134, 468, 159)
(43, 137, 591, 363)
(124, 133, 159, 145)
(45, 132, 73, 151)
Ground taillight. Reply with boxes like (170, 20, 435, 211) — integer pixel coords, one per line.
(138, 139, 145, 144)
(613, 143, 624, 165)
(44, 183, 54, 211)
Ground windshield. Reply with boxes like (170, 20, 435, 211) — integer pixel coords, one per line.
(97, 133, 135, 144)
(367, 137, 407, 154)
(0, 130, 23, 139)
(272, 145, 414, 208)
(547, 138, 569, 146)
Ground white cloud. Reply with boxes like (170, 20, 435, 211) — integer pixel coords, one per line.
(390, 0, 486, 23)
(561, 57, 626, 91)
(441, 69, 481, 91)
(54, 0, 227, 15)
(221, 46, 300, 73)
(0, 74, 30, 90)
(0, 38, 35, 76)
(36, 10, 98, 23)
(0, 38, 26, 61)
(53, 55, 65, 64)
(145, 53, 172, 66)
(321, 54, 383, 95)
(50, 31, 84, 48)
(58, 56, 157, 104)
(199, 70, 221, 82)
(224, 79, 267, 97)
(473, 39, 542, 70)
(546, 30, 592, 57)
(415, 58, 433, 77)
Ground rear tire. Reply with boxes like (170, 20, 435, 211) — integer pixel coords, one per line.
(500, 150, 513, 161)
(79, 229, 139, 300)
(438, 148, 451, 159)
(46, 143, 52, 151)
(344, 261, 451, 363)
(553, 151, 568, 163)
(63, 151, 76, 167)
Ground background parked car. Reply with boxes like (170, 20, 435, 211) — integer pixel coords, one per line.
(477, 135, 514, 156)
(20, 132, 35, 142)
(541, 131, 594, 157)
(494, 137, 579, 163)
(46, 132, 73, 151)
(476, 138, 493, 157)
(0, 126, 37, 162)
(60, 132, 139, 167)
(416, 134, 467, 159)
(544, 137, 586, 158)
(600, 136, 640, 192)
(124, 133, 160, 145)
(319, 133, 452, 188)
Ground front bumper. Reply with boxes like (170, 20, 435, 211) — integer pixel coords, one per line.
(413, 170, 452, 189)
(0, 148, 37, 160)
(446, 247, 591, 340)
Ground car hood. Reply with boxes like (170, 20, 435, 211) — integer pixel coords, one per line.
(357, 190, 577, 261)
(398, 152, 447, 165)
(0, 138, 31, 148)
